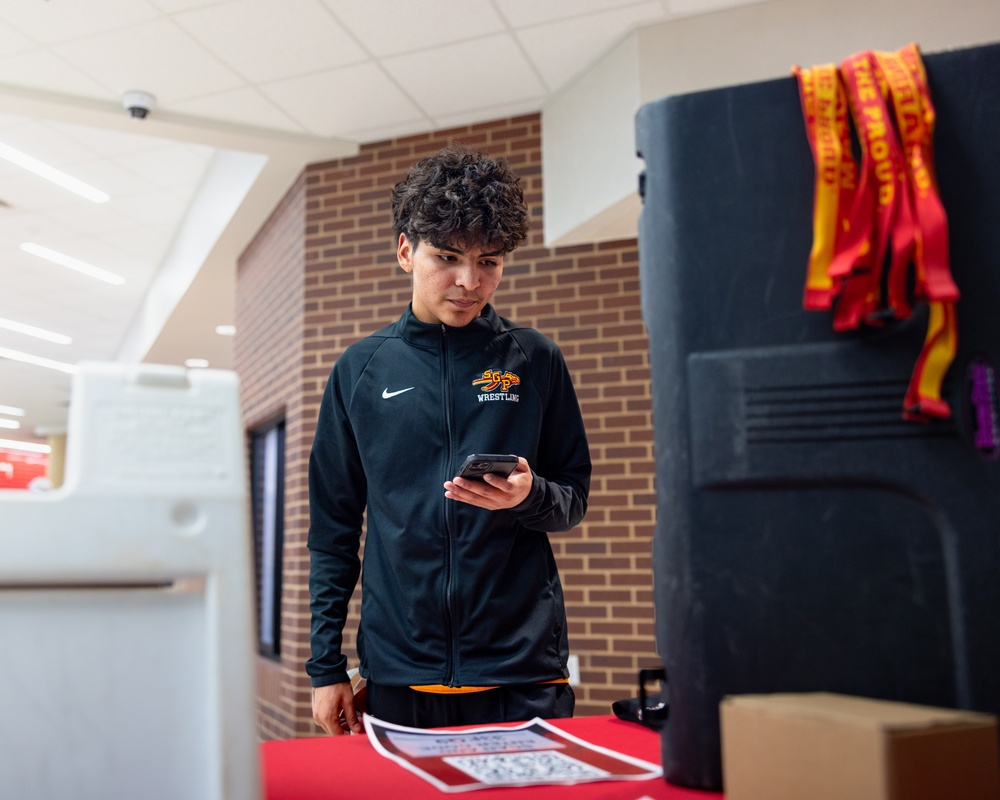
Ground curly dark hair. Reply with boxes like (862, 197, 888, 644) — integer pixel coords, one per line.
(391, 145, 529, 254)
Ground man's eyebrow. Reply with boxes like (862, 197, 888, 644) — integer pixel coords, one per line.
(438, 244, 505, 258)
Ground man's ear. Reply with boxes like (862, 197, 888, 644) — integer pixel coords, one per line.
(397, 233, 414, 274)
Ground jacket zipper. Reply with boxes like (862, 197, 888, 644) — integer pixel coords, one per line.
(441, 323, 458, 687)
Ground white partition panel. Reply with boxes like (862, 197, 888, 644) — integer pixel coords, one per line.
(0, 362, 259, 800)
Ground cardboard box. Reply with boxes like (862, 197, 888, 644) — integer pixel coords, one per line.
(721, 693, 1000, 800)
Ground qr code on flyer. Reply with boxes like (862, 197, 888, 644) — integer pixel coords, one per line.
(443, 750, 611, 785)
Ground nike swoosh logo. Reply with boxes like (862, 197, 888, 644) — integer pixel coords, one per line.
(382, 387, 415, 399)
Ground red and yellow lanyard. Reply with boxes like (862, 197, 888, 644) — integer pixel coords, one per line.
(794, 44, 959, 421)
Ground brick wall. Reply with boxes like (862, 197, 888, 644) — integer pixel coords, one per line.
(236, 113, 658, 737)
(235, 175, 310, 739)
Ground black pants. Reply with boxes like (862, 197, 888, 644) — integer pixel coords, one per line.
(365, 680, 575, 728)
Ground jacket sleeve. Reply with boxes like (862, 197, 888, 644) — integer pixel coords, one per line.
(306, 365, 366, 687)
(510, 344, 591, 532)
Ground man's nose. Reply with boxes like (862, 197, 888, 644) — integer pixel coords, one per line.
(455, 264, 480, 289)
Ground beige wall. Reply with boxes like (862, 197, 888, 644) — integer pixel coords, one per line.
(543, 1, 1000, 246)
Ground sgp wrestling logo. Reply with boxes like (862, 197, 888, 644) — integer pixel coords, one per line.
(472, 369, 521, 403)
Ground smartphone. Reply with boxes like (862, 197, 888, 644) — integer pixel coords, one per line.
(457, 453, 518, 481)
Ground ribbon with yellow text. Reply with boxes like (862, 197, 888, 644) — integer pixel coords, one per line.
(793, 44, 960, 421)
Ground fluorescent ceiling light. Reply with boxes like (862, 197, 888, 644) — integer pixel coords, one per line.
(0, 141, 110, 203)
(215, 324, 236, 336)
(0, 345, 78, 374)
(185, 358, 210, 369)
(0, 418, 19, 430)
(0, 437, 50, 454)
(0, 404, 26, 417)
(0, 316, 72, 344)
(21, 242, 125, 286)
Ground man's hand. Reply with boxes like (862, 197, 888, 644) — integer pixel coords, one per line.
(312, 682, 362, 735)
(444, 456, 533, 510)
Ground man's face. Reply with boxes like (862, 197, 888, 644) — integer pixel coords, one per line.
(397, 234, 505, 327)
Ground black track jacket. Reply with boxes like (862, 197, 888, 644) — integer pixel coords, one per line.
(307, 304, 591, 689)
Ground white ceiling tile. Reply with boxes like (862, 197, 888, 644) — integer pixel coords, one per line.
(0, 121, 104, 171)
(21, 234, 149, 280)
(170, 87, 307, 133)
(10, 249, 120, 301)
(383, 34, 546, 119)
(147, 0, 231, 12)
(0, 297, 72, 331)
(41, 203, 145, 239)
(0, 111, 32, 129)
(112, 144, 213, 190)
(2, 269, 46, 302)
(0, 19, 36, 56)
(0, 207, 66, 244)
(261, 62, 427, 138)
(175, 0, 367, 83)
(667, 0, 769, 16)
(496, 0, 658, 28)
(0, 337, 70, 366)
(322, 0, 507, 58)
(1, 0, 162, 45)
(54, 121, 184, 159)
(66, 160, 158, 199)
(430, 97, 545, 132)
(113, 189, 190, 230)
(64, 290, 144, 323)
(52, 18, 246, 103)
(0, 362, 71, 428)
(51, 237, 133, 266)
(34, 304, 109, 332)
(337, 117, 437, 145)
(103, 226, 174, 260)
(0, 172, 99, 213)
(518, 3, 668, 91)
(0, 49, 114, 99)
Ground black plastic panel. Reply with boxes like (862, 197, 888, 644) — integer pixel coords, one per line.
(637, 41, 1000, 790)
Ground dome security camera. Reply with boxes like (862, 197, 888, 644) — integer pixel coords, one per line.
(122, 91, 156, 120)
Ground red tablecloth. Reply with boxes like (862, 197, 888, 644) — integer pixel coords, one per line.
(261, 715, 724, 799)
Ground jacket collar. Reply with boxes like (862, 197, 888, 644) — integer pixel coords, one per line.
(397, 303, 502, 348)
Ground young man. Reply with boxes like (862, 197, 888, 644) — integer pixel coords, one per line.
(307, 145, 591, 735)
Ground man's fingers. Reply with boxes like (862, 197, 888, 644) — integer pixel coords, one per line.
(312, 682, 358, 736)
(315, 712, 339, 735)
(342, 707, 363, 734)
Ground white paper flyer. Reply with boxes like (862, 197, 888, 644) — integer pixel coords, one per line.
(363, 714, 662, 792)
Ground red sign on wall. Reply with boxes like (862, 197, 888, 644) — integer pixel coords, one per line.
(0, 449, 49, 490)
